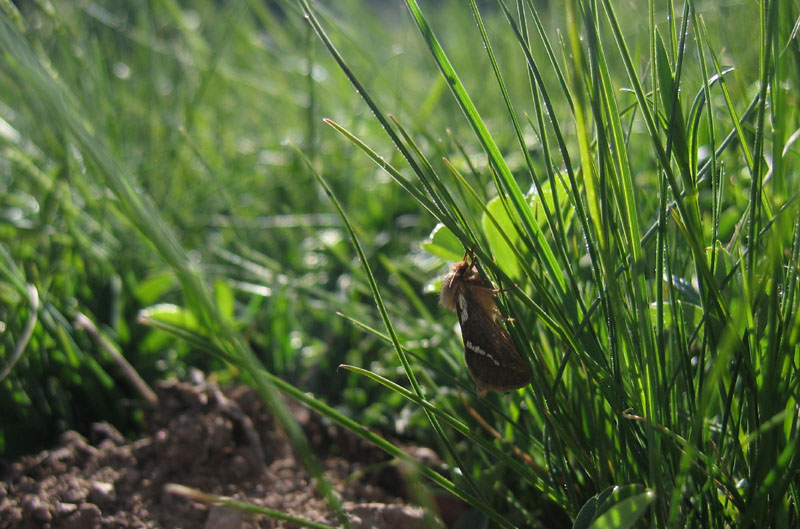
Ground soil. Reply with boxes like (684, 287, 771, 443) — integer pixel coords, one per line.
(0, 374, 460, 528)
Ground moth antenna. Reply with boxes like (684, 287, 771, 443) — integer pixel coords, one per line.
(464, 247, 478, 274)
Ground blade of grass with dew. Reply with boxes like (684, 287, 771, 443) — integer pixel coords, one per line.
(386, 114, 482, 245)
(388, 114, 544, 285)
(564, 0, 605, 259)
(520, 0, 572, 112)
(600, 0, 736, 329)
(295, 0, 454, 224)
(294, 145, 515, 524)
(469, 0, 568, 270)
(403, 0, 563, 297)
(323, 118, 537, 315)
(584, 8, 664, 500)
(591, 0, 670, 505)
(743, 0, 774, 279)
(496, 0, 606, 345)
(322, 119, 465, 243)
(589, 1, 659, 452)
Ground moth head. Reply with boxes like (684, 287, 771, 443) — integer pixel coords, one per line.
(440, 252, 482, 310)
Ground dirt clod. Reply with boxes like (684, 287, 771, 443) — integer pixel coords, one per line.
(1, 376, 439, 528)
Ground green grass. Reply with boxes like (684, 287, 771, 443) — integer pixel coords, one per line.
(1, 0, 798, 527)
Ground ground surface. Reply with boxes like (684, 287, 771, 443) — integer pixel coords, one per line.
(0, 375, 453, 528)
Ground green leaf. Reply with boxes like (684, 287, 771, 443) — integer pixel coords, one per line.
(138, 303, 202, 333)
(482, 196, 521, 282)
(589, 493, 653, 529)
(133, 271, 175, 305)
(573, 486, 616, 529)
(214, 280, 235, 323)
(528, 178, 573, 234)
(137, 304, 233, 362)
(574, 485, 654, 529)
(422, 223, 464, 261)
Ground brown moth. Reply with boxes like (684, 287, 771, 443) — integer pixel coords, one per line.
(440, 251, 531, 397)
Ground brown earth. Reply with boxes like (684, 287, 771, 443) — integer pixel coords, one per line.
(0, 375, 459, 528)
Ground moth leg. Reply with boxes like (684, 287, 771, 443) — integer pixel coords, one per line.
(470, 285, 500, 295)
(474, 285, 518, 321)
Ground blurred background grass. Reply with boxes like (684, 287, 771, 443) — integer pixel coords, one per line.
(1, 0, 797, 526)
(0, 0, 588, 455)
(1, 0, 458, 455)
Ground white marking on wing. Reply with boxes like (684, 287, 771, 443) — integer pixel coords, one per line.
(466, 340, 500, 366)
(458, 293, 468, 322)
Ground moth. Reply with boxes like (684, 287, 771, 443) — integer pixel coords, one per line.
(440, 251, 531, 397)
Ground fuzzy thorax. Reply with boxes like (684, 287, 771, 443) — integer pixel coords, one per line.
(440, 260, 498, 318)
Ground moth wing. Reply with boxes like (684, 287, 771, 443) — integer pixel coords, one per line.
(456, 289, 531, 394)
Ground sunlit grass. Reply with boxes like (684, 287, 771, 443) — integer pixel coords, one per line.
(1, 0, 798, 527)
